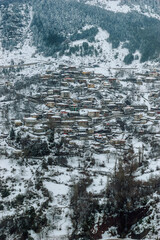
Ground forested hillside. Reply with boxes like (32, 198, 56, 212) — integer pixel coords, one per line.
(0, 0, 160, 64)
(30, 0, 160, 63)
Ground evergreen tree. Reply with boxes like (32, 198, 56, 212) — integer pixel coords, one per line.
(10, 128, 15, 140)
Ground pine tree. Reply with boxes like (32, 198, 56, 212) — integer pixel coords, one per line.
(10, 128, 15, 140)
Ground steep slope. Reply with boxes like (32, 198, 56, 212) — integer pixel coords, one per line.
(0, 65, 160, 240)
(31, 0, 160, 63)
(80, 0, 160, 18)
(0, 1, 160, 239)
(0, 0, 160, 70)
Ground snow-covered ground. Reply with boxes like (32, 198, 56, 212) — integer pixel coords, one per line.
(0, 2, 160, 240)
(84, 0, 160, 20)
(0, 4, 159, 79)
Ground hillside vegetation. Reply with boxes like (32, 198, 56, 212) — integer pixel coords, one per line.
(31, 0, 160, 62)
(0, 0, 160, 64)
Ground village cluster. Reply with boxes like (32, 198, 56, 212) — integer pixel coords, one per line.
(4, 64, 160, 164)
(0, 64, 160, 239)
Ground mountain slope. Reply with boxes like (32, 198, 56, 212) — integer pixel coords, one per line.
(79, 0, 160, 18)
(0, 1, 160, 240)
(31, 0, 160, 63)
(0, 0, 160, 69)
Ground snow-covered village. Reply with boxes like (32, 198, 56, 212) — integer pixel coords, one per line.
(0, 63, 160, 239)
(1, 0, 160, 239)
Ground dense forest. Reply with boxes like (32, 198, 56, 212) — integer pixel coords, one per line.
(1, 0, 160, 62)
(30, 0, 160, 62)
